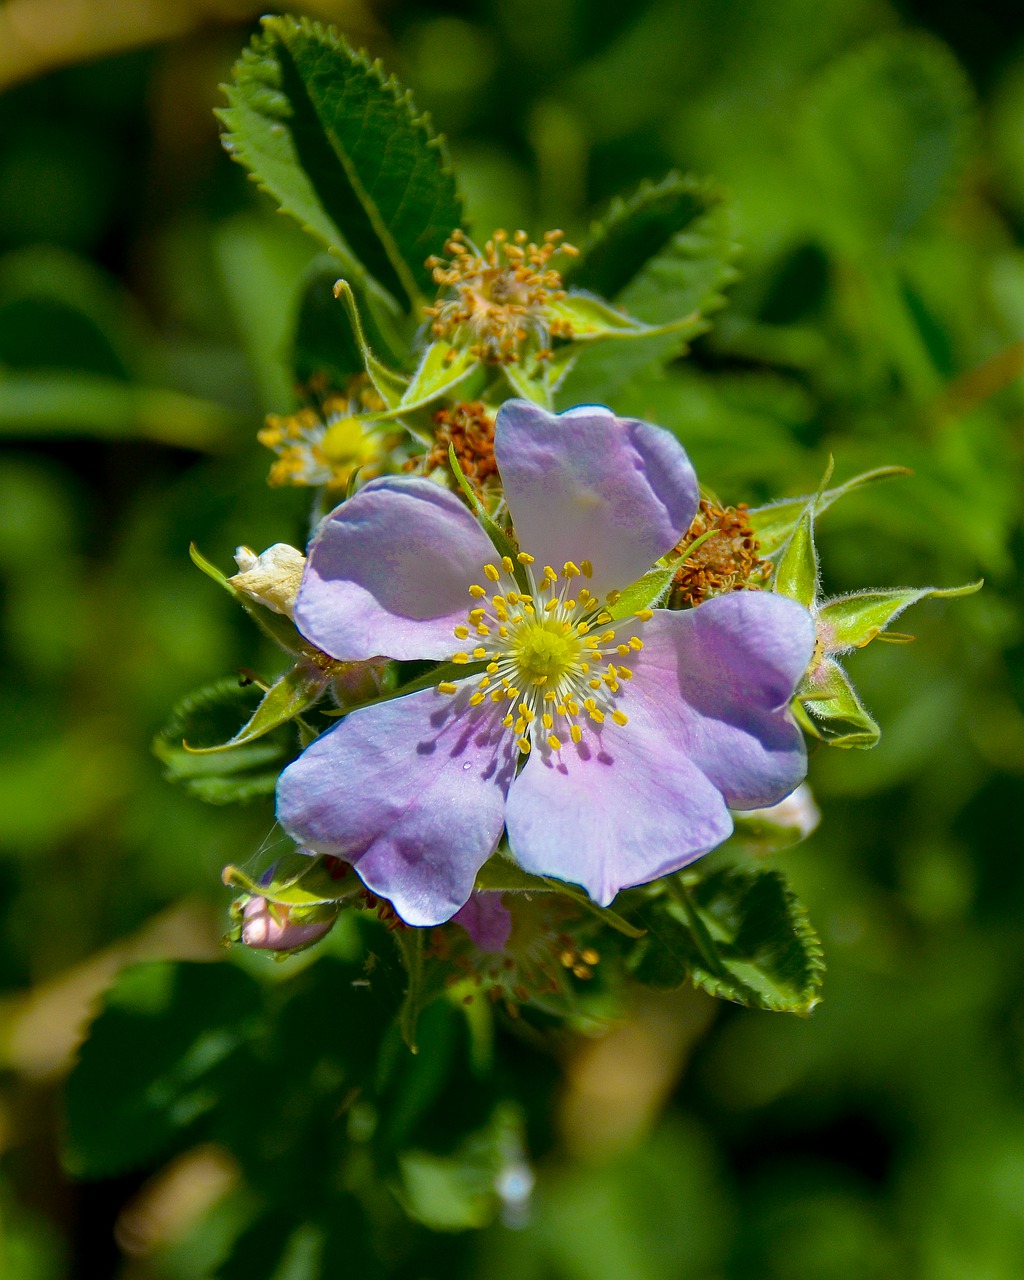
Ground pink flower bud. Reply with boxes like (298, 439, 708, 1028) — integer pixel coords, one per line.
(240, 897, 334, 952)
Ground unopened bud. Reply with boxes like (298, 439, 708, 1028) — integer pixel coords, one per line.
(229, 544, 305, 617)
(737, 783, 821, 850)
(241, 897, 335, 952)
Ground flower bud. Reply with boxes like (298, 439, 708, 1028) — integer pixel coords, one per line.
(228, 544, 305, 617)
(240, 897, 335, 952)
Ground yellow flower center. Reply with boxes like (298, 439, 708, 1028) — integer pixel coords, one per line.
(439, 553, 652, 756)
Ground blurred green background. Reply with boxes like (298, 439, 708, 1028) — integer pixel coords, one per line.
(2, 0, 1024, 1276)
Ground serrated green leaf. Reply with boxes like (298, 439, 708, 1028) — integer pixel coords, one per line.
(184, 662, 328, 755)
(631, 869, 825, 1014)
(189, 543, 309, 657)
(816, 580, 982, 650)
(219, 15, 462, 308)
(801, 656, 881, 748)
(558, 175, 738, 406)
(153, 678, 299, 804)
(749, 466, 911, 556)
(65, 962, 260, 1177)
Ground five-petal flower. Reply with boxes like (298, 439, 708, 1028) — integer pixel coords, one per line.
(276, 401, 815, 926)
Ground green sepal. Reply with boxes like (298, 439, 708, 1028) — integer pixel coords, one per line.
(153, 678, 299, 803)
(800, 656, 881, 748)
(500, 359, 554, 409)
(607, 566, 675, 620)
(474, 853, 645, 939)
(184, 661, 329, 755)
(749, 465, 911, 556)
(223, 851, 361, 908)
(548, 290, 696, 343)
(630, 869, 825, 1014)
(319, 658, 489, 719)
(445, 445, 522, 576)
(395, 927, 426, 1052)
(333, 280, 408, 408)
(382, 341, 478, 418)
(189, 542, 307, 657)
(290, 259, 403, 387)
(816, 580, 982, 650)
(772, 500, 819, 608)
(218, 15, 462, 308)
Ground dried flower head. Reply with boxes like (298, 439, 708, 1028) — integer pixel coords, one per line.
(424, 229, 578, 365)
(671, 499, 773, 607)
(258, 375, 389, 489)
(422, 401, 498, 491)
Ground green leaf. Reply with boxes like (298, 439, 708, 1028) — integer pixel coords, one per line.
(184, 662, 329, 754)
(153, 678, 299, 804)
(799, 33, 974, 251)
(65, 962, 260, 1177)
(800, 657, 881, 748)
(772, 501, 819, 608)
(189, 543, 308, 657)
(558, 175, 738, 405)
(749, 466, 911, 556)
(631, 870, 825, 1014)
(219, 15, 462, 307)
(816, 580, 982, 650)
(392, 341, 478, 415)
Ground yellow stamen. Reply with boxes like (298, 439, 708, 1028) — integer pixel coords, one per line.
(438, 682, 457, 694)
(469, 584, 486, 598)
(612, 710, 628, 726)
(484, 564, 500, 582)
(570, 724, 582, 743)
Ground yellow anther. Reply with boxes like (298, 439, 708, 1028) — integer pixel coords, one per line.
(562, 561, 580, 578)
(517, 552, 535, 564)
(607, 590, 622, 604)
(612, 710, 629, 726)
(584, 638, 599, 651)
(453, 653, 470, 664)
(542, 713, 554, 730)
(580, 662, 590, 673)
(570, 724, 582, 744)
(589, 678, 602, 689)
(469, 693, 485, 706)
(567, 699, 579, 715)
(469, 584, 486, 598)
(517, 737, 531, 754)
(484, 564, 500, 582)
(617, 644, 631, 657)
(487, 662, 499, 674)
(492, 594, 507, 608)
(506, 687, 519, 699)
(520, 706, 535, 721)
(498, 625, 509, 638)
(502, 555, 514, 573)
(589, 708, 605, 724)
(579, 588, 592, 602)
(506, 591, 518, 604)
(438, 681, 458, 694)
(491, 689, 505, 702)
(532, 674, 547, 685)
(469, 608, 485, 621)
(515, 718, 526, 735)
(618, 666, 633, 680)
(476, 624, 491, 636)
(629, 637, 644, 651)
(580, 560, 593, 578)
(584, 697, 597, 711)
(564, 600, 576, 611)
(454, 625, 470, 639)
(543, 691, 557, 702)
(544, 565, 558, 583)
(596, 611, 612, 625)
(547, 734, 562, 751)
(477, 677, 491, 689)
(600, 630, 616, 643)
(544, 598, 560, 613)
(503, 713, 514, 727)
(556, 703, 567, 715)
(472, 647, 487, 659)
(635, 608, 654, 621)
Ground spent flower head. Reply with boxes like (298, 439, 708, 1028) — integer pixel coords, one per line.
(424, 229, 578, 365)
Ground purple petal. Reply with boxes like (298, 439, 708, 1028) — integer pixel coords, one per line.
(504, 591, 814, 905)
(277, 684, 517, 926)
(452, 892, 512, 952)
(295, 477, 496, 661)
(638, 592, 814, 809)
(505, 698, 733, 906)
(493, 401, 698, 599)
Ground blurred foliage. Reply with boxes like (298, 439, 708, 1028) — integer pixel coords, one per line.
(1, 0, 1024, 1277)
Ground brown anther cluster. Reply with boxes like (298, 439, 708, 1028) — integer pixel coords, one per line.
(671, 500, 772, 607)
(358, 888, 407, 931)
(423, 401, 497, 489)
(424, 228, 578, 365)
